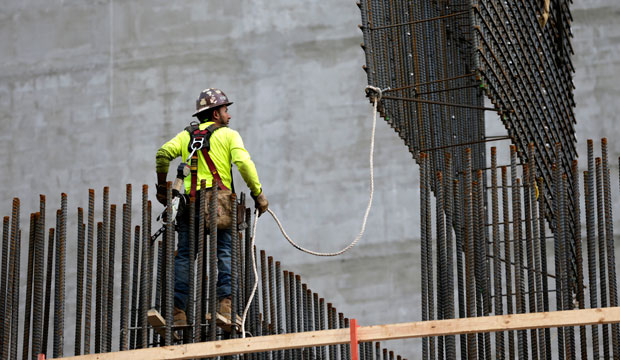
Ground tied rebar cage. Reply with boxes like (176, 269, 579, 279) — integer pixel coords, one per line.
(416, 140, 619, 360)
(358, 0, 576, 199)
(0, 186, 410, 360)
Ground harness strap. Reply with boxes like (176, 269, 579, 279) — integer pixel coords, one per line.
(200, 146, 229, 191)
(189, 152, 199, 199)
(186, 123, 230, 197)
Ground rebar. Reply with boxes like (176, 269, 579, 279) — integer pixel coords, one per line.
(164, 183, 174, 345)
(208, 181, 218, 341)
(129, 225, 140, 350)
(101, 187, 110, 351)
(22, 213, 35, 360)
(601, 138, 620, 356)
(231, 194, 239, 340)
(105, 204, 116, 352)
(42, 227, 54, 356)
(9, 198, 20, 360)
(139, 185, 149, 348)
(595, 157, 610, 359)
(120, 183, 132, 351)
(186, 196, 196, 344)
(74, 207, 85, 355)
(54, 193, 67, 358)
(95, 221, 103, 353)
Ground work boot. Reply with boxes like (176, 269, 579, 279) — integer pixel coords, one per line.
(218, 297, 232, 321)
(173, 307, 187, 327)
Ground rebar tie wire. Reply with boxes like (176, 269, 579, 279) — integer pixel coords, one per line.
(241, 86, 382, 337)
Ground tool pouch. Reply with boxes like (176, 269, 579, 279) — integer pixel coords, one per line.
(205, 189, 246, 229)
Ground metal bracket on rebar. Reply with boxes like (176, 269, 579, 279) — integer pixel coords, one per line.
(350, 318, 360, 360)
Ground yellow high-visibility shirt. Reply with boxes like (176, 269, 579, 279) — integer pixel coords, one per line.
(156, 122, 262, 196)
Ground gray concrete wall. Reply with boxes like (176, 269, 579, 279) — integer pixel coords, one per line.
(1, 0, 618, 356)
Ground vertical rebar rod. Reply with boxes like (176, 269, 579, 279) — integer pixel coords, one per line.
(443, 154, 456, 359)
(54, 194, 67, 358)
(537, 177, 551, 360)
(0, 215, 9, 358)
(140, 185, 149, 348)
(561, 174, 575, 359)
(343, 316, 349, 360)
(74, 208, 85, 355)
(595, 157, 610, 359)
(313, 292, 319, 360)
(319, 298, 326, 360)
(32, 209, 45, 360)
(186, 196, 196, 344)
(436, 171, 446, 360)
(420, 153, 430, 360)
(490, 148, 504, 359)
(523, 164, 538, 360)
(95, 222, 103, 353)
(129, 225, 140, 350)
(339, 312, 346, 360)
(120, 184, 132, 351)
(231, 194, 239, 340)
(283, 271, 291, 360)
(22, 213, 36, 360)
(106, 204, 116, 352)
(165, 183, 174, 345)
(268, 256, 276, 337)
(8, 198, 20, 360)
(276, 262, 284, 360)
(601, 138, 619, 356)
(302, 284, 309, 360)
(296, 274, 303, 360)
(195, 184, 206, 342)
(260, 250, 269, 337)
(155, 241, 164, 346)
(42, 227, 55, 356)
(571, 160, 587, 360)
(101, 187, 110, 351)
(585, 145, 600, 359)
(453, 178, 467, 360)
(552, 164, 565, 360)
(511, 150, 527, 360)
(464, 149, 477, 359)
(502, 167, 515, 360)
(327, 303, 336, 360)
(209, 181, 218, 341)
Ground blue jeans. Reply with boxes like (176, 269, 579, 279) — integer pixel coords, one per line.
(174, 212, 232, 310)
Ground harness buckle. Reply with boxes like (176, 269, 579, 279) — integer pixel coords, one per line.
(186, 136, 205, 163)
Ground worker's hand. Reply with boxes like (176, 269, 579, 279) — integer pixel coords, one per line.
(156, 183, 167, 206)
(252, 190, 269, 217)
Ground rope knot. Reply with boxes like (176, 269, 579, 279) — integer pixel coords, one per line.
(365, 85, 383, 102)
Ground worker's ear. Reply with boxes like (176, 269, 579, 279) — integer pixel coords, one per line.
(212, 108, 220, 121)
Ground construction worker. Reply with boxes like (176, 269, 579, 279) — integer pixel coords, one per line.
(155, 88, 269, 326)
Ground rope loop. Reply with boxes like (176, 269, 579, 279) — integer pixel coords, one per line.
(241, 87, 381, 336)
(365, 85, 383, 102)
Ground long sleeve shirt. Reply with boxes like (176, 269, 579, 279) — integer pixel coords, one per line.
(156, 121, 262, 196)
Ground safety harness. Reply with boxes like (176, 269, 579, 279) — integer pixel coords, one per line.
(185, 122, 230, 199)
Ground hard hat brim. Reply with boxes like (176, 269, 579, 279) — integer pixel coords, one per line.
(192, 102, 234, 117)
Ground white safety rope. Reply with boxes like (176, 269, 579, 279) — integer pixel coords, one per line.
(240, 86, 382, 337)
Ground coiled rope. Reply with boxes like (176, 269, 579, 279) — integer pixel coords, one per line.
(241, 86, 382, 337)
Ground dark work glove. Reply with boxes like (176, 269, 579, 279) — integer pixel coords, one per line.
(156, 183, 167, 206)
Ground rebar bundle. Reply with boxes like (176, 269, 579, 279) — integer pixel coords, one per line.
(416, 140, 619, 359)
(358, 0, 576, 199)
(0, 186, 410, 359)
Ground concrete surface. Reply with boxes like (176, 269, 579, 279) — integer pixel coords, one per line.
(0, 0, 618, 356)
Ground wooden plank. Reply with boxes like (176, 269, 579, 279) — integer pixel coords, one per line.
(147, 309, 180, 341)
(59, 307, 620, 360)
